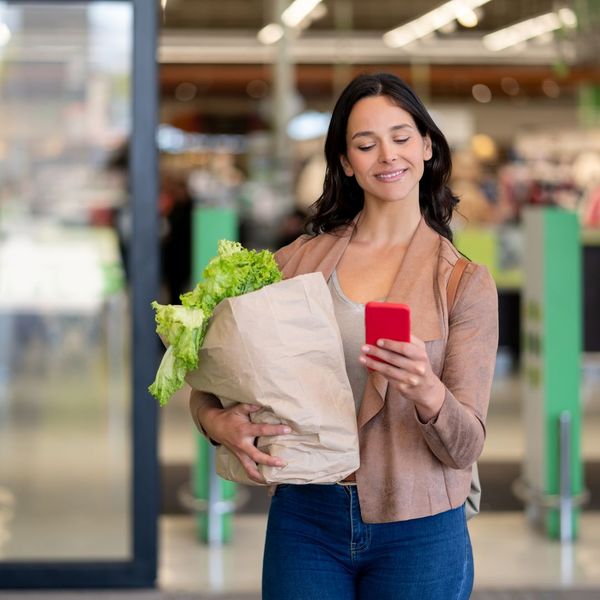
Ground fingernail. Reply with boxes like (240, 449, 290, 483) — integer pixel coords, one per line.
(361, 345, 369, 352)
(282, 427, 291, 434)
(411, 377, 418, 385)
(377, 339, 384, 347)
(359, 356, 367, 364)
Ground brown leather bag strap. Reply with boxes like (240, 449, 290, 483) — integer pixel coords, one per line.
(447, 256, 469, 313)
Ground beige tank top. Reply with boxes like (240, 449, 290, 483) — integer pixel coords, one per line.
(327, 270, 368, 413)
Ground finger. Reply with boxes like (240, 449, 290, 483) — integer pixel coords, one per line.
(373, 338, 413, 356)
(376, 339, 426, 361)
(249, 423, 292, 437)
(361, 345, 425, 375)
(245, 444, 287, 468)
(359, 355, 420, 386)
(237, 453, 267, 484)
(235, 403, 262, 415)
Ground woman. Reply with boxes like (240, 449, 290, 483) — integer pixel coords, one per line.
(190, 73, 498, 599)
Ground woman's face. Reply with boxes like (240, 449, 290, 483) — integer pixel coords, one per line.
(341, 95, 432, 208)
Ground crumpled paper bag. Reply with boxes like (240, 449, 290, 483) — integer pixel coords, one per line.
(186, 272, 360, 485)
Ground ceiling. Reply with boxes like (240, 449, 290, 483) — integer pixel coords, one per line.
(157, 1, 600, 106)
(160, 0, 558, 33)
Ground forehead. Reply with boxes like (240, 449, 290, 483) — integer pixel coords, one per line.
(346, 95, 416, 133)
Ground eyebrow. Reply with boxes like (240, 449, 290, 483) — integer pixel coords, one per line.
(351, 124, 413, 140)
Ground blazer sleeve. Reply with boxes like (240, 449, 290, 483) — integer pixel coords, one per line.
(189, 389, 221, 445)
(417, 263, 499, 469)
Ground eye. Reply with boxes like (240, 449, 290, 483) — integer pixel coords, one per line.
(394, 137, 410, 144)
(357, 145, 375, 152)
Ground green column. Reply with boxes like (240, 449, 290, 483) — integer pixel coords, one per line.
(192, 206, 238, 544)
(522, 207, 583, 539)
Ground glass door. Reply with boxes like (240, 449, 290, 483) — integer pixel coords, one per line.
(0, 0, 158, 587)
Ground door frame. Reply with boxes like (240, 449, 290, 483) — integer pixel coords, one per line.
(0, 0, 159, 588)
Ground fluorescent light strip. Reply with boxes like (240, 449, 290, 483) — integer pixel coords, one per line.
(383, 0, 491, 48)
(483, 12, 563, 51)
(257, 23, 283, 45)
(282, 0, 323, 28)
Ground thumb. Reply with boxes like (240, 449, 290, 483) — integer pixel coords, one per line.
(236, 403, 261, 414)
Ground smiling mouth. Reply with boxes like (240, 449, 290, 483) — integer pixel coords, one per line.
(374, 169, 407, 182)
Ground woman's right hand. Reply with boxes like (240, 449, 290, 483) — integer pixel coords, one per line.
(200, 403, 291, 484)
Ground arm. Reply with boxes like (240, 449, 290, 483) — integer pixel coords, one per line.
(416, 264, 498, 468)
(359, 264, 498, 469)
(189, 388, 292, 483)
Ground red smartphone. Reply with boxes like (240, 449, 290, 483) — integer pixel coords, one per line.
(365, 302, 411, 363)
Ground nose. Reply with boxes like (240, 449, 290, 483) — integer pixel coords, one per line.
(378, 141, 397, 164)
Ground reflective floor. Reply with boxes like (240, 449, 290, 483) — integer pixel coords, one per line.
(159, 511, 600, 595)
(1, 347, 599, 595)
(157, 350, 600, 595)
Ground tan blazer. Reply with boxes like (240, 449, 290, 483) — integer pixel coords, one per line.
(274, 215, 498, 522)
(190, 214, 498, 523)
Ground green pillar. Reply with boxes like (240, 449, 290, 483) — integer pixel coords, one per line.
(575, 0, 600, 127)
(522, 207, 583, 540)
(192, 206, 238, 544)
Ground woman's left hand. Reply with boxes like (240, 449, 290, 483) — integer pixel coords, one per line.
(359, 334, 446, 421)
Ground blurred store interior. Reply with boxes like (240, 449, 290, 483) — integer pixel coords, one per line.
(1, 0, 600, 595)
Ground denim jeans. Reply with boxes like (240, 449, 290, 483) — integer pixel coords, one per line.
(262, 483, 473, 600)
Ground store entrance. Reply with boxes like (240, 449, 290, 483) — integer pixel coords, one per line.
(0, 0, 159, 588)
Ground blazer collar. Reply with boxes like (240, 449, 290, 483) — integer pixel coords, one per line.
(284, 212, 443, 342)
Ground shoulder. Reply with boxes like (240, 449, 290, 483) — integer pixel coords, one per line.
(438, 235, 497, 307)
(274, 225, 352, 272)
(274, 233, 316, 271)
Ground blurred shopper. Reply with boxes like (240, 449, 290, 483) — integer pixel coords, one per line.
(160, 172, 192, 304)
(190, 73, 498, 599)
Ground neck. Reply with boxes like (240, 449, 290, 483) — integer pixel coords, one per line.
(353, 201, 421, 247)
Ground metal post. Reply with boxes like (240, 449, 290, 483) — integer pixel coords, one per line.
(272, 0, 294, 210)
(559, 410, 573, 543)
(207, 444, 223, 545)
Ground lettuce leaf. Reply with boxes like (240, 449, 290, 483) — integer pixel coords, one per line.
(148, 346, 188, 407)
(148, 239, 282, 406)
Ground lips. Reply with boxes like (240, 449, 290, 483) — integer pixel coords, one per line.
(374, 168, 407, 182)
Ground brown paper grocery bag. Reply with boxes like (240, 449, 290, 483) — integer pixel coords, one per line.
(186, 272, 360, 485)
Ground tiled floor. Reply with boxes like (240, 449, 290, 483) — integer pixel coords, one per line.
(154, 351, 600, 595)
(158, 511, 600, 594)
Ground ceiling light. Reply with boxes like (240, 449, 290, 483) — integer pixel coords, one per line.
(257, 23, 283, 45)
(455, 5, 479, 28)
(282, 0, 323, 29)
(542, 79, 560, 98)
(472, 83, 492, 103)
(174, 82, 197, 102)
(500, 77, 520, 96)
(558, 8, 578, 28)
(483, 12, 562, 52)
(383, 0, 491, 48)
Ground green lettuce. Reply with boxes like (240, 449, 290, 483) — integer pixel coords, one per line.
(149, 239, 282, 406)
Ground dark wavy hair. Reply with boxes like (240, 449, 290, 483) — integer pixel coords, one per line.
(306, 72, 459, 241)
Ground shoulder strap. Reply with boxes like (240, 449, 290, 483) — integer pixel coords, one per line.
(447, 256, 470, 313)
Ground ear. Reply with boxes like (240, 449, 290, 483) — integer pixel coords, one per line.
(423, 135, 433, 161)
(340, 155, 354, 177)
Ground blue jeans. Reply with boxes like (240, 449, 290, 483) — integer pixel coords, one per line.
(262, 483, 473, 600)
